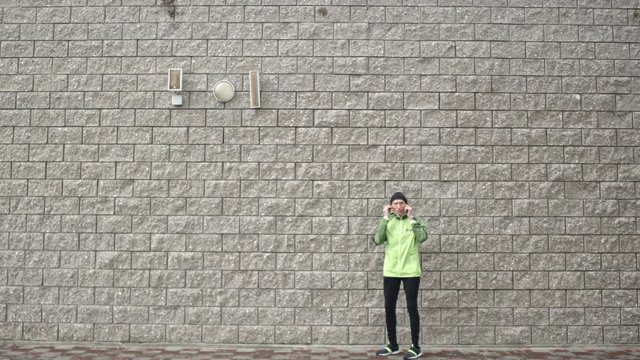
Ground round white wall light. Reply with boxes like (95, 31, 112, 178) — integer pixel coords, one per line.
(213, 80, 235, 102)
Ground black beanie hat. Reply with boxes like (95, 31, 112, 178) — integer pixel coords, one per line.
(389, 192, 408, 204)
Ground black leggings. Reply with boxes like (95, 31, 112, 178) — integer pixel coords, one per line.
(384, 277, 420, 346)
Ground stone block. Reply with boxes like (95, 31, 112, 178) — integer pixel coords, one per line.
(496, 326, 531, 345)
(165, 325, 201, 343)
(22, 323, 55, 341)
(221, 307, 257, 326)
(459, 326, 495, 344)
(96, 287, 131, 311)
(514, 308, 548, 326)
(550, 308, 585, 326)
(203, 325, 238, 343)
(532, 326, 567, 344)
(275, 326, 311, 344)
(129, 324, 164, 343)
(567, 326, 602, 344)
(604, 326, 639, 344)
(294, 272, 331, 289)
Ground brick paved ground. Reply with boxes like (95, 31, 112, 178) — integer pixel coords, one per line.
(1, 344, 640, 360)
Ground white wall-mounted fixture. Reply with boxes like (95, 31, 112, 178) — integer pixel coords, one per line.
(213, 80, 235, 103)
(249, 70, 260, 108)
(168, 68, 182, 106)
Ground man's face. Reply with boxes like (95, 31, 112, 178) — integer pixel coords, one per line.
(391, 199, 406, 215)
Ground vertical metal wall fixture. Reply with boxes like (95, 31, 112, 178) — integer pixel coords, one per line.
(249, 70, 260, 108)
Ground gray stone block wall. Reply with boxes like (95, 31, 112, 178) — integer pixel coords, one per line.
(0, 0, 639, 345)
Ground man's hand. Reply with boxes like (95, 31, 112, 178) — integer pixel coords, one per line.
(405, 205, 413, 219)
(383, 204, 392, 219)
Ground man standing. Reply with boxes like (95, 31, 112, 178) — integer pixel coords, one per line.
(373, 192, 428, 359)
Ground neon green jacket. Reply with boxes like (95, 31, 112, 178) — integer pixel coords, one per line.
(373, 213, 428, 278)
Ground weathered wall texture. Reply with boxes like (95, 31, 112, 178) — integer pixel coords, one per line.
(1, 0, 640, 345)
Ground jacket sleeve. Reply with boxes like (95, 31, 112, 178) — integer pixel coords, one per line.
(373, 218, 389, 245)
(411, 216, 428, 243)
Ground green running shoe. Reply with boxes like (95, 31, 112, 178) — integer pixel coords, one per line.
(403, 345, 422, 359)
(376, 344, 400, 356)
